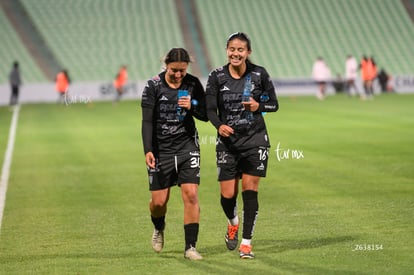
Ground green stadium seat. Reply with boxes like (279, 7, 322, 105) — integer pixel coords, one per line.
(20, 0, 185, 81)
(1, 0, 413, 84)
(195, 0, 414, 79)
(0, 8, 46, 83)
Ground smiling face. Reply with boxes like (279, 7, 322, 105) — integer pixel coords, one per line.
(226, 38, 252, 70)
(165, 61, 188, 86)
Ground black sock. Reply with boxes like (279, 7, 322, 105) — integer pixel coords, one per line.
(221, 195, 237, 220)
(184, 223, 199, 250)
(242, 190, 258, 240)
(151, 216, 165, 231)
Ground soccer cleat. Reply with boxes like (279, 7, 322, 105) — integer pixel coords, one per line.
(225, 223, 239, 250)
(184, 246, 203, 260)
(151, 229, 164, 253)
(239, 244, 255, 259)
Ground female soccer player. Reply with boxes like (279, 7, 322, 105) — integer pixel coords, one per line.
(205, 32, 279, 259)
(141, 48, 207, 260)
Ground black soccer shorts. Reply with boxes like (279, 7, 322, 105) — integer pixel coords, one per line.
(147, 150, 201, 191)
(216, 146, 269, 181)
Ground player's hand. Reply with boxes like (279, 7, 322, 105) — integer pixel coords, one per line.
(241, 97, 259, 112)
(145, 152, 156, 169)
(178, 96, 191, 110)
(218, 124, 234, 137)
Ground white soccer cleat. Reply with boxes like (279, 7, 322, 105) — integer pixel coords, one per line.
(151, 229, 164, 253)
(184, 246, 203, 260)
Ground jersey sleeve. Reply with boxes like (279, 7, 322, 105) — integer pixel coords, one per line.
(141, 80, 155, 154)
(205, 72, 224, 129)
(256, 68, 279, 113)
(190, 78, 208, 122)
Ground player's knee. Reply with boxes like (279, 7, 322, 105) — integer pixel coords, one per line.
(183, 191, 199, 206)
(151, 197, 167, 209)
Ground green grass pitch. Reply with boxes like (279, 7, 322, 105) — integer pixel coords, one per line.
(0, 93, 413, 274)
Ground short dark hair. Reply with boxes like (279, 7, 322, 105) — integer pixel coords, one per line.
(164, 48, 191, 64)
(226, 32, 251, 51)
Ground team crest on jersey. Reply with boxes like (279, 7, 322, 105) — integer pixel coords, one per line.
(217, 151, 228, 164)
(148, 164, 160, 185)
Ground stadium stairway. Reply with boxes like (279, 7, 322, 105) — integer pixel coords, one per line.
(401, 0, 414, 21)
(20, 0, 187, 82)
(1, 0, 413, 84)
(174, 0, 211, 77)
(0, 7, 45, 83)
(0, 0, 61, 81)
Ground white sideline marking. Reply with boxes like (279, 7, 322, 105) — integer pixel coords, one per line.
(0, 105, 20, 232)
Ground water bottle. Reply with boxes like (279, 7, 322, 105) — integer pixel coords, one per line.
(242, 74, 253, 121)
(177, 89, 188, 121)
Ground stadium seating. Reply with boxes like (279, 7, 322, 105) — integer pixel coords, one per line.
(195, 0, 414, 78)
(0, 8, 46, 83)
(20, 0, 185, 81)
(1, 0, 413, 84)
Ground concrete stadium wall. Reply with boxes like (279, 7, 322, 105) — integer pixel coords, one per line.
(1, 76, 413, 106)
(0, 81, 146, 106)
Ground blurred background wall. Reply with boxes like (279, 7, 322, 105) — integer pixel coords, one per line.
(1, 0, 414, 104)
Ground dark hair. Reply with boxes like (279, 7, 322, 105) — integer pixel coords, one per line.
(164, 48, 191, 64)
(226, 32, 251, 51)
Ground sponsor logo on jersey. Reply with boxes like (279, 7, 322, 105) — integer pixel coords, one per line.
(220, 86, 230, 92)
(160, 95, 169, 101)
(264, 104, 277, 110)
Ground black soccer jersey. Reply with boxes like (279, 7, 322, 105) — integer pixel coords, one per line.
(141, 71, 207, 155)
(206, 63, 279, 151)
